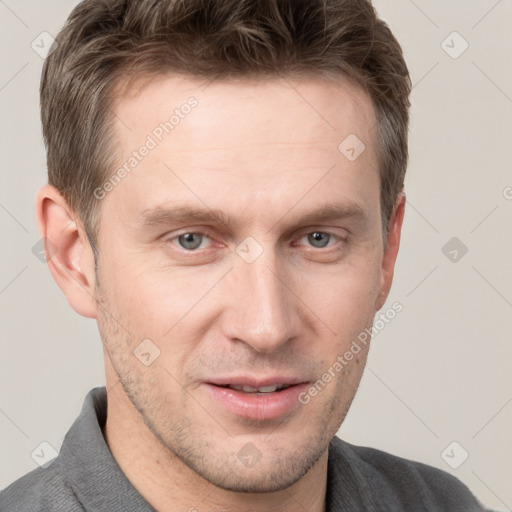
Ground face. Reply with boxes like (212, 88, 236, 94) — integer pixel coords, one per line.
(94, 74, 392, 492)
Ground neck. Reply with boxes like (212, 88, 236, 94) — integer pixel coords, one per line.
(103, 379, 328, 512)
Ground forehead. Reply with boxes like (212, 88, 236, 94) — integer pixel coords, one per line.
(103, 73, 380, 231)
(113, 72, 376, 150)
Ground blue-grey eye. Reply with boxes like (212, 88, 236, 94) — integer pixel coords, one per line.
(177, 233, 204, 250)
(307, 232, 331, 248)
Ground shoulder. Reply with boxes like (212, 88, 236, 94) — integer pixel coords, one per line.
(328, 436, 489, 511)
(0, 457, 83, 512)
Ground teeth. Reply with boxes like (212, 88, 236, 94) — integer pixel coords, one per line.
(242, 385, 260, 392)
(248, 384, 278, 393)
(227, 384, 289, 393)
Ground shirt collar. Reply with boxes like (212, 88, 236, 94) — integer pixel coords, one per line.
(60, 386, 155, 512)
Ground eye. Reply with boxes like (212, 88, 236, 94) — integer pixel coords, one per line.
(174, 232, 210, 251)
(299, 231, 338, 249)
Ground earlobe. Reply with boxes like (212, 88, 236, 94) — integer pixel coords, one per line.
(375, 191, 406, 311)
(35, 184, 98, 319)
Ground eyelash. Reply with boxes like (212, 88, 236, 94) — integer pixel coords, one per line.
(165, 230, 346, 253)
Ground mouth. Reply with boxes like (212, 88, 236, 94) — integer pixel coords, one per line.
(214, 383, 293, 394)
(203, 378, 309, 421)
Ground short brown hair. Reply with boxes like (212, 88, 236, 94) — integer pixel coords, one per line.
(41, 0, 411, 252)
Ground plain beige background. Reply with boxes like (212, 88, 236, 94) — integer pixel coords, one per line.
(1, 1, 511, 510)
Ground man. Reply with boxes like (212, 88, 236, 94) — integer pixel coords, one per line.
(1, 0, 490, 510)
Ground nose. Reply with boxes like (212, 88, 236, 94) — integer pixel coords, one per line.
(221, 243, 301, 353)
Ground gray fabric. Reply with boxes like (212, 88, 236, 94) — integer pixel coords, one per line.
(1, 387, 154, 512)
(1, 387, 489, 511)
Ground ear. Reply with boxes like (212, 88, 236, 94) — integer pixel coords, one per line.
(35, 184, 98, 318)
(375, 190, 406, 311)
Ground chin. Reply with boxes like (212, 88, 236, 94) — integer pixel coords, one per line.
(179, 438, 328, 494)
(202, 465, 311, 494)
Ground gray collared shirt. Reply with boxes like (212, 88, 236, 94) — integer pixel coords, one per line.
(1, 387, 489, 511)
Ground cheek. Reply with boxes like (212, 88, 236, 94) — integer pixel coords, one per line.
(299, 259, 381, 331)
(104, 255, 185, 323)
(100, 256, 218, 372)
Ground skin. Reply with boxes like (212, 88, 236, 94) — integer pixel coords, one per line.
(36, 74, 405, 512)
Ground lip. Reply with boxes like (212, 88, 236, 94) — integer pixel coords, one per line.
(206, 376, 306, 388)
(203, 381, 309, 421)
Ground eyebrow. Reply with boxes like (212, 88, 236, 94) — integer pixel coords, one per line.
(137, 201, 368, 231)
